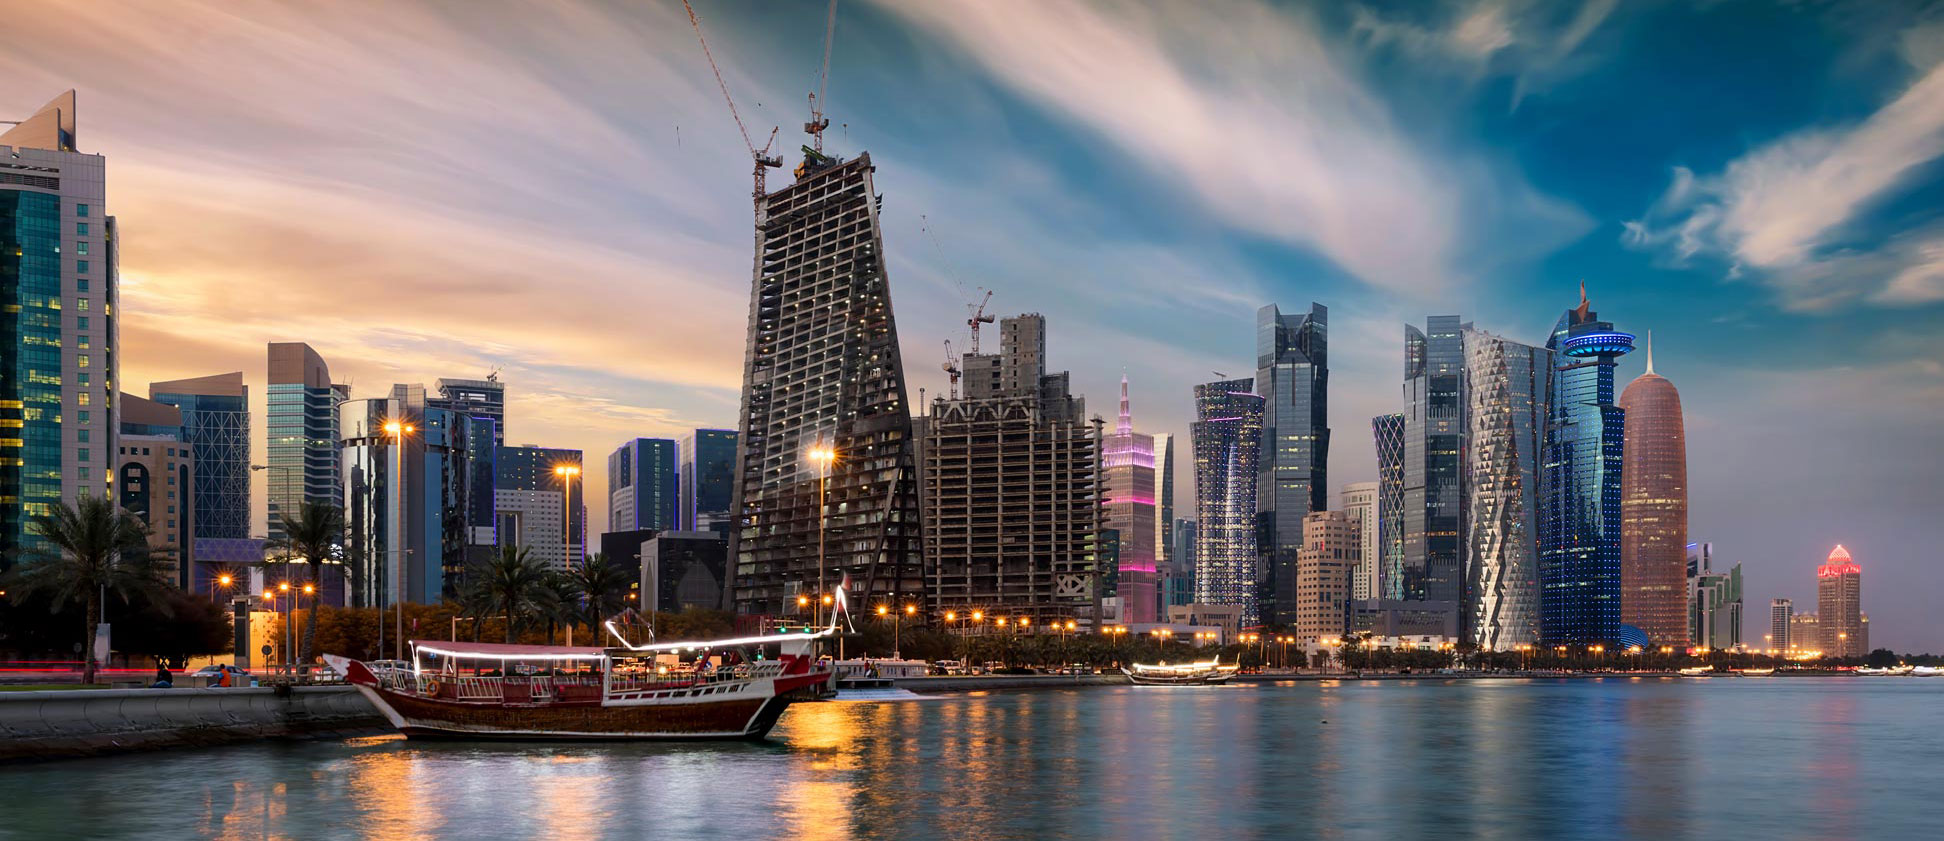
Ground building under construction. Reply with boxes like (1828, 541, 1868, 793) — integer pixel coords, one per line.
(922, 314, 1101, 624)
(729, 150, 925, 618)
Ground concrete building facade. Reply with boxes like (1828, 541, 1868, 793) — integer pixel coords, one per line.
(1817, 545, 1864, 658)
(1295, 510, 1358, 644)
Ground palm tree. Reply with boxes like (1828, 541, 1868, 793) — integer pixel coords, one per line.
(6, 496, 172, 683)
(565, 553, 632, 635)
(537, 572, 581, 645)
(271, 500, 343, 665)
(470, 545, 551, 643)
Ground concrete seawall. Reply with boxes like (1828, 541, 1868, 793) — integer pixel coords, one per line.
(0, 686, 384, 762)
(892, 674, 1130, 692)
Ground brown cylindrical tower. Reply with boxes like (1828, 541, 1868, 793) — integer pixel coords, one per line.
(1619, 338, 1688, 646)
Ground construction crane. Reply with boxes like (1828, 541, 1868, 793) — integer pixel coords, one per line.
(806, 0, 837, 154)
(942, 340, 962, 400)
(966, 289, 995, 355)
(681, 0, 782, 209)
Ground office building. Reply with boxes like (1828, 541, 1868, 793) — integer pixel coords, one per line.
(117, 394, 192, 588)
(1688, 543, 1741, 650)
(1191, 378, 1264, 624)
(1154, 432, 1174, 567)
(151, 372, 250, 542)
(730, 150, 923, 616)
(1817, 545, 1864, 658)
(1402, 315, 1465, 608)
(1164, 518, 1196, 609)
(599, 528, 658, 586)
(266, 343, 347, 544)
(1342, 482, 1379, 602)
(1618, 337, 1688, 646)
(923, 324, 1098, 624)
(460, 416, 497, 551)
(430, 374, 505, 446)
(1540, 285, 1634, 645)
(1372, 413, 1406, 600)
(1295, 510, 1357, 643)
(608, 437, 677, 533)
(1769, 598, 1792, 656)
(1463, 329, 1550, 650)
(1102, 376, 1158, 623)
(1257, 303, 1330, 626)
(679, 429, 737, 534)
(1, 91, 118, 564)
(341, 392, 471, 605)
(1790, 612, 1819, 655)
(641, 532, 731, 613)
(496, 445, 585, 570)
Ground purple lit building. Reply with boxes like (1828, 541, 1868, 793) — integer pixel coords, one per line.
(1102, 377, 1158, 623)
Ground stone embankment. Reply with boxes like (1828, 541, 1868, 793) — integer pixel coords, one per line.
(0, 685, 383, 762)
(892, 674, 1130, 692)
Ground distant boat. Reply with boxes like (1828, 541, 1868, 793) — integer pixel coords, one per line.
(1122, 657, 1239, 686)
(1737, 667, 1775, 677)
(1678, 666, 1713, 677)
(1912, 666, 1943, 677)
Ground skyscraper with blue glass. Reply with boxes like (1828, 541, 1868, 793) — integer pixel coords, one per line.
(608, 437, 677, 533)
(1539, 284, 1634, 645)
(1256, 303, 1328, 627)
(1402, 316, 1465, 607)
(152, 372, 250, 541)
(678, 429, 737, 534)
(2, 91, 117, 566)
(1191, 378, 1264, 624)
(266, 343, 346, 545)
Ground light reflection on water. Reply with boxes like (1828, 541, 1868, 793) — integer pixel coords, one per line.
(2, 680, 1938, 840)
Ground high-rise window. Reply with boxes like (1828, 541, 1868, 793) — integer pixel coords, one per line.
(76, 204, 89, 217)
(76, 260, 87, 273)
(76, 222, 88, 235)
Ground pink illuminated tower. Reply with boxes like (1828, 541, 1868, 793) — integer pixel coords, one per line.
(1103, 376, 1158, 623)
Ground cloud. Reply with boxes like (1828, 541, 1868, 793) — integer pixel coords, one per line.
(1624, 60, 1944, 309)
(870, 0, 1586, 296)
(1349, 0, 1619, 107)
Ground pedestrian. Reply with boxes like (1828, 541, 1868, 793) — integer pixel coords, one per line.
(151, 661, 173, 688)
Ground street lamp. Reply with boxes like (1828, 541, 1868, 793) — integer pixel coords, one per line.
(380, 419, 415, 662)
(807, 445, 838, 627)
(554, 464, 582, 586)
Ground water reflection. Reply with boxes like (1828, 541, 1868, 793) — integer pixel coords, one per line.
(2, 681, 1938, 840)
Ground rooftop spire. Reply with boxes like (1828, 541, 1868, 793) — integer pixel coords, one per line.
(1645, 330, 1655, 375)
(1117, 374, 1132, 435)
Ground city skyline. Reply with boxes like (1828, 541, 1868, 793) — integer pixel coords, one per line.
(2, 2, 1939, 649)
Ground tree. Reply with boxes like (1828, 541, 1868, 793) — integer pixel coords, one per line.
(565, 553, 632, 635)
(271, 500, 344, 664)
(115, 590, 233, 667)
(468, 545, 551, 643)
(5, 496, 173, 683)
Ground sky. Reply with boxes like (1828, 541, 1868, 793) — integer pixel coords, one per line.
(4, 1, 1940, 650)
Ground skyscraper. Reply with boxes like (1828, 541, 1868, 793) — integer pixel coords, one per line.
(496, 445, 585, 570)
(1402, 316, 1465, 608)
(1165, 518, 1196, 608)
(1817, 545, 1863, 658)
(1341, 482, 1379, 602)
(430, 375, 505, 446)
(341, 394, 471, 605)
(1257, 303, 1329, 626)
(117, 394, 193, 588)
(1154, 431, 1174, 569)
(1373, 413, 1406, 600)
(608, 438, 677, 533)
(730, 150, 922, 616)
(1, 91, 118, 565)
(1769, 598, 1793, 656)
(1102, 376, 1158, 623)
(1463, 329, 1551, 651)
(1619, 336, 1688, 646)
(1191, 378, 1264, 623)
(1690, 552, 1742, 652)
(151, 372, 250, 541)
(678, 429, 737, 534)
(1295, 510, 1358, 644)
(1540, 285, 1634, 645)
(923, 350, 1098, 625)
(266, 343, 347, 544)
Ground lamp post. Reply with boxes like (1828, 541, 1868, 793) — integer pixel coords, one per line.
(554, 464, 582, 575)
(262, 588, 279, 673)
(381, 420, 415, 662)
(807, 446, 837, 628)
(211, 573, 235, 604)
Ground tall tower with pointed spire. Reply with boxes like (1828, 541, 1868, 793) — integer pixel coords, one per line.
(1540, 283, 1634, 645)
(1619, 332, 1688, 645)
(2, 92, 118, 566)
(1102, 375, 1158, 623)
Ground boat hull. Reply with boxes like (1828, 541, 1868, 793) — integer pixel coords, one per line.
(1122, 669, 1237, 687)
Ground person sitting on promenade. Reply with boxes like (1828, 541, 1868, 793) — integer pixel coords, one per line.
(151, 662, 173, 689)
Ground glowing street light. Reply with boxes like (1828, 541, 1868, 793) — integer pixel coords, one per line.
(807, 445, 838, 627)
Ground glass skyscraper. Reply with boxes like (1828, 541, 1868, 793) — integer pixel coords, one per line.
(2, 91, 117, 564)
(152, 372, 250, 541)
(1191, 378, 1264, 624)
(266, 343, 346, 545)
(1256, 303, 1329, 627)
(1540, 285, 1634, 645)
(496, 444, 585, 570)
(341, 393, 471, 605)
(678, 429, 737, 534)
(1102, 376, 1157, 623)
(1403, 316, 1465, 607)
(1463, 329, 1551, 650)
(1372, 413, 1406, 600)
(608, 437, 677, 533)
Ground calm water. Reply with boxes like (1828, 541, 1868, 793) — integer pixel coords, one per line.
(4, 678, 1938, 840)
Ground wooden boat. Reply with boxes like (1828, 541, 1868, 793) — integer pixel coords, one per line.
(1737, 667, 1775, 677)
(1121, 657, 1240, 686)
(1678, 666, 1713, 677)
(324, 626, 835, 741)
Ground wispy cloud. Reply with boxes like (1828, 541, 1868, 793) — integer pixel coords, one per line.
(870, 0, 1586, 295)
(1349, 0, 1619, 107)
(1624, 59, 1944, 309)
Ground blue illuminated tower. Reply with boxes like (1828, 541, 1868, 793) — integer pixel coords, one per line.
(1539, 284, 1634, 645)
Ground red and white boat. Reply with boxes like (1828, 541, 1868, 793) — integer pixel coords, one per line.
(324, 625, 836, 741)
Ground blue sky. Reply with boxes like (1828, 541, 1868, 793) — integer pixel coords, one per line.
(3, 1, 1939, 649)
